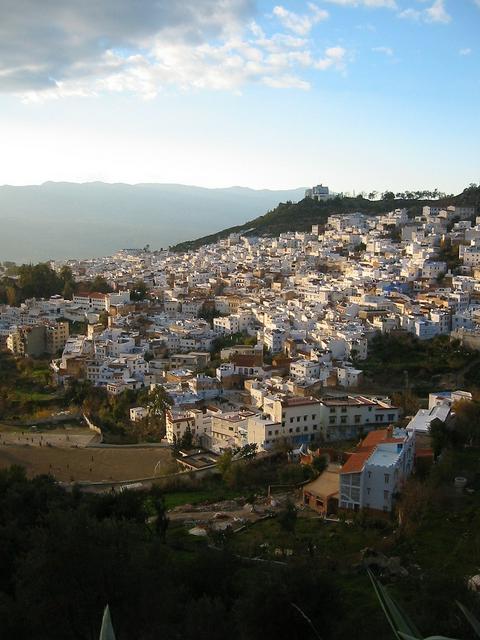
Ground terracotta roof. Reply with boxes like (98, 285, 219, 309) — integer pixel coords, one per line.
(360, 429, 403, 448)
(341, 450, 372, 474)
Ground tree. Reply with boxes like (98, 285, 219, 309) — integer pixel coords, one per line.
(312, 455, 328, 474)
(180, 425, 194, 450)
(217, 448, 234, 479)
(130, 280, 148, 301)
(277, 499, 297, 533)
(150, 487, 169, 542)
(452, 399, 480, 446)
(59, 266, 76, 299)
(98, 310, 109, 328)
(392, 390, 420, 417)
(146, 385, 172, 439)
(429, 418, 449, 459)
(233, 443, 258, 460)
(90, 276, 113, 293)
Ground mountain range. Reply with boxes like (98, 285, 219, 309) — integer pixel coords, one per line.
(0, 182, 306, 263)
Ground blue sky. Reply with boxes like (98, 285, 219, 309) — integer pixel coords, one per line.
(0, 0, 478, 193)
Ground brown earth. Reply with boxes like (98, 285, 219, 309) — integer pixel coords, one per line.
(0, 444, 172, 482)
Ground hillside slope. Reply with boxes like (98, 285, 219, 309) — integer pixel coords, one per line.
(172, 184, 480, 252)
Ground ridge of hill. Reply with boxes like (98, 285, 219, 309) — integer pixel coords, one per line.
(171, 184, 480, 253)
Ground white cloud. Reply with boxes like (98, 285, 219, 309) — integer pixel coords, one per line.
(424, 0, 451, 23)
(324, 0, 397, 8)
(372, 46, 394, 56)
(459, 48, 472, 56)
(273, 3, 328, 35)
(398, 8, 422, 20)
(398, 1, 451, 24)
(315, 46, 347, 70)
(262, 74, 310, 89)
(1, 1, 354, 101)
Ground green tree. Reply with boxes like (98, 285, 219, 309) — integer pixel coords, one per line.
(150, 487, 169, 542)
(89, 276, 113, 293)
(130, 280, 148, 301)
(180, 425, 194, 449)
(277, 499, 297, 533)
(217, 448, 234, 479)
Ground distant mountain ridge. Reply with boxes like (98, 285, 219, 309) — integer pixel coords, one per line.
(172, 184, 480, 253)
(0, 181, 306, 262)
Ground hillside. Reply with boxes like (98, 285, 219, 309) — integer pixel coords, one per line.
(172, 184, 480, 253)
(0, 182, 306, 262)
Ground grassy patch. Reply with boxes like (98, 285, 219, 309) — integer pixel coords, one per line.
(164, 487, 244, 510)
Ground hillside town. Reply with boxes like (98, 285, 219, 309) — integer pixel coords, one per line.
(1, 200, 479, 517)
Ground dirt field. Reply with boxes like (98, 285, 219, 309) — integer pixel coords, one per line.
(0, 444, 173, 482)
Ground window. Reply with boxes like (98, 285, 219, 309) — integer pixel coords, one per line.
(384, 474, 390, 483)
(275, 430, 279, 435)
(312, 414, 316, 419)
(329, 416, 336, 424)
(281, 421, 285, 427)
(367, 487, 371, 495)
(384, 490, 389, 500)
(313, 425, 318, 431)
(297, 417, 300, 422)
(290, 417, 294, 423)
(368, 471, 371, 479)
(289, 428, 293, 433)
(329, 407, 336, 413)
(354, 414, 361, 424)
(388, 413, 395, 421)
(341, 406, 347, 413)
(304, 426, 308, 432)
(304, 415, 307, 421)
(268, 430, 272, 436)
(341, 416, 347, 424)
(296, 427, 300, 433)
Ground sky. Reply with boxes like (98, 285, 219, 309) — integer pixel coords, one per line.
(0, 0, 479, 194)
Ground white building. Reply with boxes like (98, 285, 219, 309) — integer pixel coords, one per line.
(339, 427, 415, 514)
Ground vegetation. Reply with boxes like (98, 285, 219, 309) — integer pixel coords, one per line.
(0, 429, 479, 638)
(369, 570, 480, 640)
(67, 380, 172, 442)
(0, 353, 60, 419)
(0, 262, 120, 306)
(172, 185, 480, 253)
(129, 279, 148, 301)
(0, 465, 347, 640)
(360, 333, 480, 394)
(0, 263, 76, 304)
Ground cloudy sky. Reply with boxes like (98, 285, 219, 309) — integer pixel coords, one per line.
(0, 0, 478, 193)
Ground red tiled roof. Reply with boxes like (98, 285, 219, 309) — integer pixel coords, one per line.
(341, 450, 371, 474)
(360, 429, 403, 448)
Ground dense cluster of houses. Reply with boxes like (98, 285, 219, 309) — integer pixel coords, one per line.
(2, 201, 479, 515)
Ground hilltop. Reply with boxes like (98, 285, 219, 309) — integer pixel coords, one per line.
(171, 183, 480, 252)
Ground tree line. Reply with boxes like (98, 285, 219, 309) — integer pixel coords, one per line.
(0, 261, 149, 305)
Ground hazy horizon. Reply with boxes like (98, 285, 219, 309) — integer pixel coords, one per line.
(0, 182, 307, 263)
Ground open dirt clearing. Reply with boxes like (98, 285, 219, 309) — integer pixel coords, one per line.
(0, 444, 172, 482)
